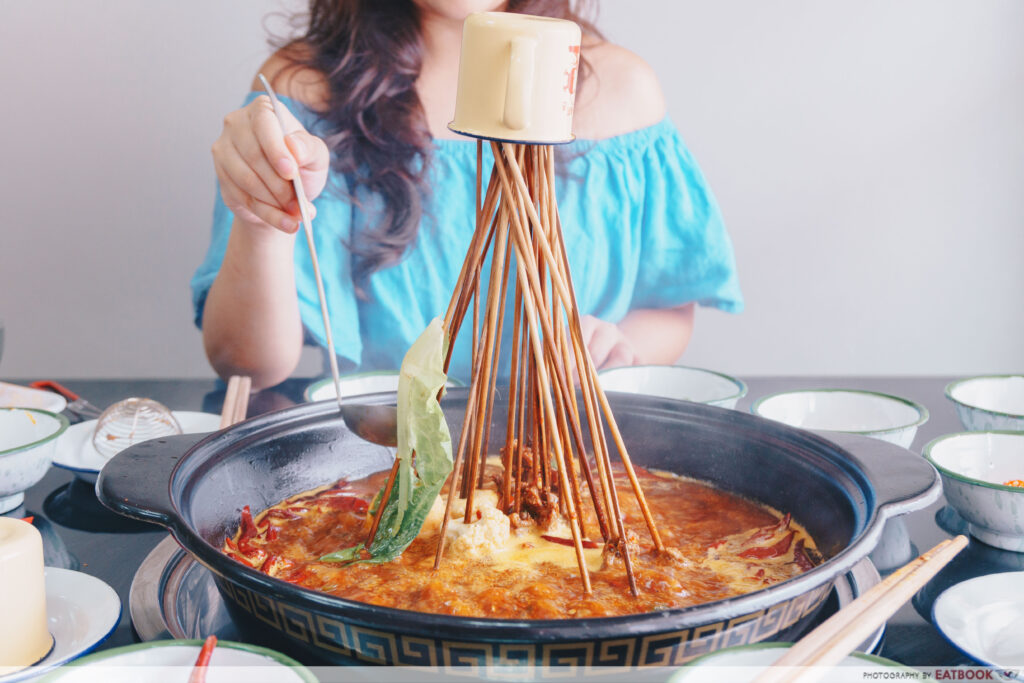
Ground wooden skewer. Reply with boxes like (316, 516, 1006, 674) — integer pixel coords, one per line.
(219, 375, 250, 429)
(512, 310, 530, 517)
(233, 376, 251, 425)
(753, 535, 968, 683)
(364, 458, 400, 549)
(442, 167, 501, 334)
(502, 287, 524, 510)
(219, 376, 239, 429)
(463, 205, 511, 520)
(475, 225, 513, 489)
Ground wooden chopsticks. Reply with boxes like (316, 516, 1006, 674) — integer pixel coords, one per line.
(219, 376, 251, 429)
(753, 535, 968, 683)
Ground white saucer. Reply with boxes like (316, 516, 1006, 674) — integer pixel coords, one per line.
(0, 382, 66, 415)
(52, 412, 221, 484)
(0, 568, 121, 682)
(933, 571, 1024, 673)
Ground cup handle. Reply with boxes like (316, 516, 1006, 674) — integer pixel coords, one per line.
(503, 36, 537, 131)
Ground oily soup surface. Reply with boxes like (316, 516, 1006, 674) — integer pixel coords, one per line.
(223, 466, 818, 619)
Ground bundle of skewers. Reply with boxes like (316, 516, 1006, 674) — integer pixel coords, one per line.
(362, 13, 661, 596)
(368, 140, 661, 597)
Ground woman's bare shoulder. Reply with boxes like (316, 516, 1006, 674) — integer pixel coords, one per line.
(573, 40, 667, 139)
(250, 45, 330, 112)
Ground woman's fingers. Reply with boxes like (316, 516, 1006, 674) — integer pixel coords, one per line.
(580, 315, 637, 370)
(602, 342, 637, 370)
(249, 98, 330, 202)
(246, 105, 305, 211)
(579, 315, 599, 347)
(213, 95, 329, 231)
(219, 175, 299, 234)
(218, 144, 287, 211)
(214, 104, 295, 224)
(249, 97, 299, 179)
(285, 131, 330, 199)
(586, 326, 616, 369)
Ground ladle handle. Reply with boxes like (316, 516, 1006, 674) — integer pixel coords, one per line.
(96, 432, 210, 527)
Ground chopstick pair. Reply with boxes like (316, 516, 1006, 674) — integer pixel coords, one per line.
(219, 376, 251, 429)
(752, 535, 968, 683)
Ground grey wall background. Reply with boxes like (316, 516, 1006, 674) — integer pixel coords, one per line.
(1, 0, 1021, 380)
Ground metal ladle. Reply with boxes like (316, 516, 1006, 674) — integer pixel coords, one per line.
(258, 75, 397, 447)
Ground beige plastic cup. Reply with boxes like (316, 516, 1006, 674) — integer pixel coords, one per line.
(449, 12, 582, 144)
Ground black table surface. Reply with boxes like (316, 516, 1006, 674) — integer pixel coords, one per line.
(11, 375, 1012, 668)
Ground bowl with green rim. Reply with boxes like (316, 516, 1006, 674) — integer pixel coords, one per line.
(945, 375, 1024, 432)
(0, 407, 69, 514)
(667, 641, 931, 682)
(304, 370, 464, 403)
(924, 431, 1024, 551)
(39, 639, 317, 682)
(751, 389, 929, 449)
(598, 365, 747, 409)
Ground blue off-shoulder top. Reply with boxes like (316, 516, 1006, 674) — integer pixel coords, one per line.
(191, 93, 743, 383)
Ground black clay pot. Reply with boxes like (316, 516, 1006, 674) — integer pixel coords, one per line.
(97, 390, 939, 671)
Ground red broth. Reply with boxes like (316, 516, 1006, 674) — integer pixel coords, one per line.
(224, 466, 819, 619)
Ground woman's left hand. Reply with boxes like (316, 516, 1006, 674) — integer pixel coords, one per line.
(580, 315, 638, 370)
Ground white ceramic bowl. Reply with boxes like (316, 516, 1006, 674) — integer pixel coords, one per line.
(924, 431, 1024, 551)
(751, 389, 929, 448)
(946, 375, 1024, 432)
(0, 382, 67, 414)
(668, 642, 926, 682)
(304, 371, 463, 402)
(597, 365, 747, 409)
(43, 639, 317, 682)
(0, 408, 69, 514)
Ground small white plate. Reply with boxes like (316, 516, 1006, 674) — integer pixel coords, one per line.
(0, 568, 121, 682)
(0, 382, 66, 415)
(52, 412, 221, 484)
(42, 640, 317, 682)
(933, 572, 1024, 673)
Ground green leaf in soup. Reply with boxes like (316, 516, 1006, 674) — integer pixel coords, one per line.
(319, 317, 453, 565)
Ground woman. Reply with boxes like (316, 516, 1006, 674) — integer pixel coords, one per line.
(193, 0, 742, 390)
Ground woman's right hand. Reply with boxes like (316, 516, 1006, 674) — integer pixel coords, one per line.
(211, 95, 330, 234)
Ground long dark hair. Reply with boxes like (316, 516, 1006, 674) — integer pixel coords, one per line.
(276, 1, 600, 296)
